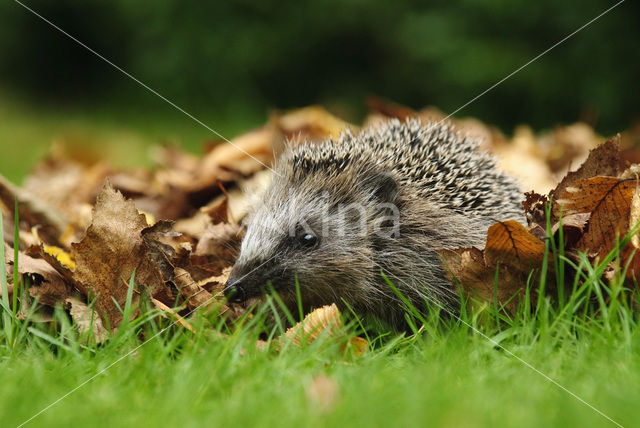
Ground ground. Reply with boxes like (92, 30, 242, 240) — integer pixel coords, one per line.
(2, 315, 638, 427)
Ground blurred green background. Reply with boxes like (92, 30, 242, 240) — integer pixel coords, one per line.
(0, 0, 638, 182)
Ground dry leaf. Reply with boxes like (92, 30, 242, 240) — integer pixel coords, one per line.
(573, 178, 636, 256)
(200, 125, 281, 178)
(484, 220, 546, 272)
(4, 243, 73, 306)
(192, 223, 244, 276)
(305, 375, 340, 413)
(284, 303, 343, 346)
(522, 191, 549, 227)
(173, 267, 215, 310)
(43, 245, 75, 270)
(366, 96, 418, 122)
(280, 304, 368, 356)
(276, 106, 355, 141)
(174, 211, 213, 240)
(492, 125, 556, 193)
(439, 247, 530, 313)
(200, 195, 230, 224)
(555, 176, 633, 217)
(151, 297, 195, 333)
(552, 136, 622, 218)
(65, 296, 108, 343)
(631, 180, 640, 249)
(71, 182, 173, 328)
(0, 174, 69, 245)
(552, 213, 591, 249)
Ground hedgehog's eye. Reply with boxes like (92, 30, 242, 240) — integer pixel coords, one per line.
(298, 233, 319, 249)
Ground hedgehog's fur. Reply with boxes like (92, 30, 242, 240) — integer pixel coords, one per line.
(225, 119, 523, 328)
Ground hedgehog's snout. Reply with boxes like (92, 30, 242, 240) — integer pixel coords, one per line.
(223, 277, 246, 303)
(224, 258, 288, 304)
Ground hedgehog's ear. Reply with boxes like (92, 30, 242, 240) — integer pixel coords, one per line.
(363, 171, 398, 203)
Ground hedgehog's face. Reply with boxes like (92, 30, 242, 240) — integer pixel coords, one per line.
(224, 171, 399, 314)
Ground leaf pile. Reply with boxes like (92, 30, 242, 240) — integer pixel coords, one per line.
(2, 100, 640, 341)
(440, 135, 640, 311)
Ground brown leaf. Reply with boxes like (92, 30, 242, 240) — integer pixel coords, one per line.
(552, 213, 591, 248)
(276, 106, 355, 141)
(284, 303, 343, 346)
(22, 151, 111, 238)
(484, 220, 546, 272)
(200, 195, 230, 224)
(5, 243, 73, 306)
(173, 267, 215, 311)
(280, 303, 368, 356)
(366, 95, 418, 122)
(0, 174, 69, 245)
(439, 247, 530, 313)
(65, 296, 108, 343)
(200, 125, 281, 179)
(224, 170, 272, 224)
(196, 266, 232, 295)
(151, 297, 195, 333)
(191, 223, 244, 276)
(522, 191, 549, 227)
(552, 136, 622, 218)
(71, 182, 172, 328)
(555, 176, 633, 218)
(151, 145, 200, 173)
(174, 211, 213, 240)
(492, 125, 557, 193)
(630, 180, 640, 249)
(543, 123, 600, 174)
(141, 220, 182, 282)
(572, 178, 636, 256)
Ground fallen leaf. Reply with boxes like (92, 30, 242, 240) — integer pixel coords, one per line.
(65, 296, 108, 343)
(522, 191, 549, 228)
(0, 174, 69, 245)
(573, 178, 636, 256)
(631, 180, 640, 249)
(484, 220, 546, 272)
(173, 267, 215, 311)
(192, 223, 244, 276)
(492, 125, 556, 193)
(43, 245, 75, 270)
(305, 375, 340, 413)
(200, 125, 281, 179)
(200, 195, 230, 224)
(5, 243, 73, 306)
(552, 136, 622, 218)
(71, 182, 173, 328)
(151, 297, 195, 333)
(366, 95, 418, 122)
(555, 177, 634, 216)
(141, 220, 183, 282)
(439, 247, 531, 313)
(552, 213, 591, 249)
(284, 303, 343, 346)
(279, 304, 368, 356)
(276, 106, 355, 141)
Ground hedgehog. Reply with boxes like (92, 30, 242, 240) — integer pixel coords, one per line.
(224, 118, 523, 328)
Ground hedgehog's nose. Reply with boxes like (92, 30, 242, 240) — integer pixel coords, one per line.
(223, 279, 246, 303)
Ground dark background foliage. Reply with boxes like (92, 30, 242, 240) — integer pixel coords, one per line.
(0, 0, 638, 134)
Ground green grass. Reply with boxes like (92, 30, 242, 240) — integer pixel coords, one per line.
(1, 283, 638, 428)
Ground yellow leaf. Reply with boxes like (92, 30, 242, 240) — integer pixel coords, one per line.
(43, 245, 75, 270)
